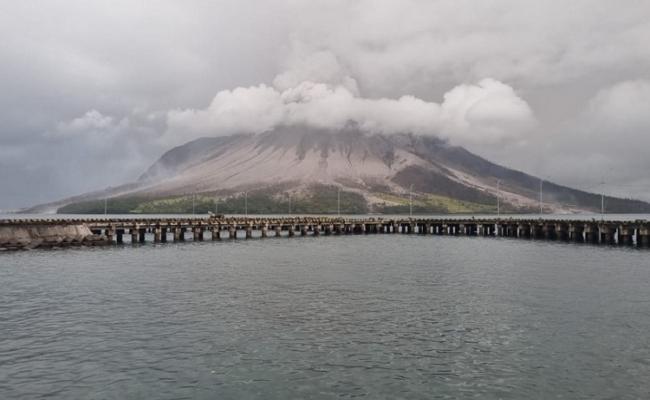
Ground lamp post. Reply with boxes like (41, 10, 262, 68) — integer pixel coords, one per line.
(539, 179, 543, 215)
(496, 179, 501, 217)
(337, 187, 341, 216)
(409, 184, 413, 218)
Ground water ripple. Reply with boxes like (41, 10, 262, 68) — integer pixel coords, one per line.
(1, 236, 650, 398)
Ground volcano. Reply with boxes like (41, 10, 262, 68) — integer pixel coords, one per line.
(36, 125, 650, 214)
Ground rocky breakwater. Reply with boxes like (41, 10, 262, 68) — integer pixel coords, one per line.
(0, 220, 108, 251)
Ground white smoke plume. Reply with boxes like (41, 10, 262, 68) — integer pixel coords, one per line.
(165, 55, 536, 148)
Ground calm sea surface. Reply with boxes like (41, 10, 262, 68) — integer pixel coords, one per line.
(2, 232, 650, 398)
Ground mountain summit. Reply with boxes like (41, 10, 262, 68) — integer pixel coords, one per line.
(44, 126, 650, 214)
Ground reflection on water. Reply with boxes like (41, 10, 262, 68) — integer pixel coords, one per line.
(1, 235, 650, 399)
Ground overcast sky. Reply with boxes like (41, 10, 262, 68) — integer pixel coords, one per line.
(1, 0, 650, 209)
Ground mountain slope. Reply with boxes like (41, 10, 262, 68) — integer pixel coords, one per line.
(36, 125, 650, 214)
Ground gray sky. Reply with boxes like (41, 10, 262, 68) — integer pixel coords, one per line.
(1, 0, 650, 209)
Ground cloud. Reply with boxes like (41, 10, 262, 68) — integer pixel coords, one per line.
(273, 49, 360, 95)
(166, 76, 535, 147)
(439, 79, 536, 143)
(1, 1, 650, 207)
(586, 80, 650, 131)
(475, 79, 650, 200)
(48, 110, 126, 139)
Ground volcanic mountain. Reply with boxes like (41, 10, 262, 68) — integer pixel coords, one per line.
(41, 125, 650, 214)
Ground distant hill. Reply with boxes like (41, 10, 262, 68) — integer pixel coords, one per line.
(29, 125, 650, 214)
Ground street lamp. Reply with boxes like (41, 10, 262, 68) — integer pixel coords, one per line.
(409, 184, 413, 218)
(244, 192, 248, 217)
(539, 179, 543, 215)
(337, 187, 341, 216)
(496, 179, 501, 217)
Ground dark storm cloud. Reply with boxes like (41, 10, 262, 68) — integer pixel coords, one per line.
(1, 0, 649, 208)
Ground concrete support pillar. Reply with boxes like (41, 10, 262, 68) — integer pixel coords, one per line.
(116, 229, 124, 244)
(154, 227, 162, 243)
(138, 228, 146, 243)
(466, 224, 477, 236)
(289, 226, 295, 237)
(106, 228, 115, 243)
(569, 224, 584, 242)
(496, 225, 504, 237)
(638, 225, 650, 247)
(584, 224, 599, 243)
(300, 225, 308, 236)
(324, 224, 332, 235)
(261, 224, 268, 238)
(179, 227, 187, 241)
(619, 225, 634, 246)
(173, 227, 182, 241)
(543, 224, 557, 240)
(334, 224, 342, 235)
(600, 224, 615, 245)
(501, 225, 508, 237)
(553, 224, 567, 241)
(212, 226, 221, 240)
(161, 228, 167, 243)
(245, 225, 253, 239)
(194, 227, 204, 241)
(481, 224, 494, 236)
(518, 224, 531, 238)
(228, 226, 236, 239)
(130, 228, 138, 244)
(274, 225, 282, 237)
(313, 225, 320, 236)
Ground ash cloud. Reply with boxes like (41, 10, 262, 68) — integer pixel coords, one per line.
(165, 74, 536, 148)
(1, 1, 650, 207)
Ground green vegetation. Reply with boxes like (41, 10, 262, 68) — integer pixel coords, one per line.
(373, 193, 495, 214)
(58, 187, 542, 215)
(57, 185, 368, 214)
(58, 197, 151, 214)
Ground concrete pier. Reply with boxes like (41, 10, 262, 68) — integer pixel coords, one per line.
(2, 216, 650, 251)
